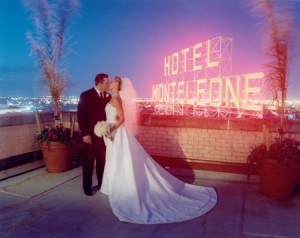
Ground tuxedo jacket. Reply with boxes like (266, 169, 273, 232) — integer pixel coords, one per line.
(77, 88, 111, 138)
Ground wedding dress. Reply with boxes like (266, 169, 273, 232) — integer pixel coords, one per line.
(100, 103, 217, 224)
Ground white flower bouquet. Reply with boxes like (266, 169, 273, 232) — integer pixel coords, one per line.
(94, 121, 109, 138)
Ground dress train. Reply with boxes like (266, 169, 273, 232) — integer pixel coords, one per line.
(101, 104, 217, 224)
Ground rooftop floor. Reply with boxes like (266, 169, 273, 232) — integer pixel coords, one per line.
(1, 162, 300, 238)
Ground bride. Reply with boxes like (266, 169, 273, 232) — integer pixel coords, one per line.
(96, 76, 217, 224)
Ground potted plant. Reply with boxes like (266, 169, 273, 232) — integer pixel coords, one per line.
(23, 1, 80, 171)
(248, 138, 300, 200)
(247, 143, 267, 176)
(247, 0, 299, 199)
(36, 123, 77, 172)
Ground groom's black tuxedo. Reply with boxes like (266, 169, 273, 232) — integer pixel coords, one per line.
(77, 88, 111, 192)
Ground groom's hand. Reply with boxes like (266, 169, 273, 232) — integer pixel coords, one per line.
(83, 135, 92, 145)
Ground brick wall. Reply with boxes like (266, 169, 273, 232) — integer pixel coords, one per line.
(137, 126, 262, 164)
(1, 112, 300, 168)
(136, 116, 300, 165)
(0, 123, 39, 159)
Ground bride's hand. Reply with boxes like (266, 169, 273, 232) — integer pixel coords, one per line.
(109, 126, 116, 134)
(105, 130, 114, 141)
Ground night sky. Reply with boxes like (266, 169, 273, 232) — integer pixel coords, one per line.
(0, 0, 299, 99)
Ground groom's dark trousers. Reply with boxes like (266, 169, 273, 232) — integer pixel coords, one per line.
(82, 136, 106, 190)
(77, 88, 111, 191)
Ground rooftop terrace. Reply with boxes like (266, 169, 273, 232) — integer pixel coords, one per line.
(1, 113, 300, 237)
(1, 162, 299, 238)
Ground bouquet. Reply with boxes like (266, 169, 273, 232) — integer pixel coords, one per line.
(94, 121, 109, 138)
(94, 121, 114, 141)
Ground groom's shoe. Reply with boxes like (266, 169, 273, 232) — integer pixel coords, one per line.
(84, 188, 93, 196)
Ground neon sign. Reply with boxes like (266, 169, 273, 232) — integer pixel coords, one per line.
(152, 36, 264, 112)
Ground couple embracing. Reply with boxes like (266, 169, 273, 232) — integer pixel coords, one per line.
(77, 73, 217, 224)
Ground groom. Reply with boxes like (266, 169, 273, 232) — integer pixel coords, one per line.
(77, 73, 111, 196)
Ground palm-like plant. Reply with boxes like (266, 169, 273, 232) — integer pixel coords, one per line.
(23, 0, 80, 121)
(253, 0, 294, 140)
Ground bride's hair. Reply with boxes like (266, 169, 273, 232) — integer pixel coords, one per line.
(114, 76, 122, 91)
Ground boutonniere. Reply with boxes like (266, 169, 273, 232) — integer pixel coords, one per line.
(105, 93, 109, 98)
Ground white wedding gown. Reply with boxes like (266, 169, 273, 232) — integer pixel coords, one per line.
(100, 103, 217, 224)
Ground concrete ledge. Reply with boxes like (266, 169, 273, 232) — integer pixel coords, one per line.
(0, 151, 43, 171)
(0, 160, 45, 181)
(139, 115, 300, 133)
(153, 156, 251, 175)
(0, 111, 77, 127)
(167, 167, 259, 184)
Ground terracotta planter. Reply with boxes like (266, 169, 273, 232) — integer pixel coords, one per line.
(41, 142, 74, 173)
(259, 159, 300, 200)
